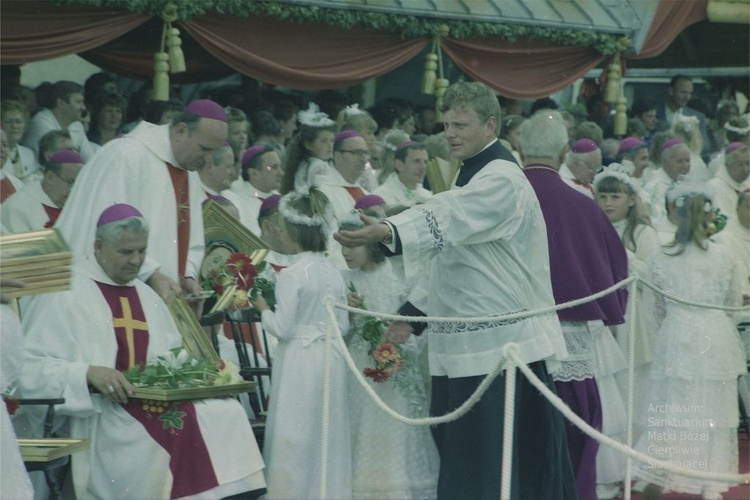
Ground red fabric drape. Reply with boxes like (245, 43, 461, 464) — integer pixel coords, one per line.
(441, 38, 605, 99)
(630, 0, 708, 60)
(80, 18, 234, 83)
(178, 13, 430, 90)
(0, 1, 149, 65)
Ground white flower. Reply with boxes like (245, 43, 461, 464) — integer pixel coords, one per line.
(213, 360, 242, 386)
(157, 349, 190, 370)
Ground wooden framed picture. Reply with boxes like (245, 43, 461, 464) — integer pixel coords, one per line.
(202, 200, 269, 267)
(0, 229, 72, 298)
(166, 295, 219, 363)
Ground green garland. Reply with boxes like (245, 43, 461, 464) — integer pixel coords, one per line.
(53, 0, 622, 55)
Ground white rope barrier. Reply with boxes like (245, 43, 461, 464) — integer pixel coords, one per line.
(623, 278, 639, 500)
(318, 274, 750, 497)
(501, 359, 516, 500)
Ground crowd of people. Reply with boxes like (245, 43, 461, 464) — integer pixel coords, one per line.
(0, 71, 748, 500)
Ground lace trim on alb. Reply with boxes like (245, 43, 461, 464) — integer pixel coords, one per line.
(417, 208, 444, 252)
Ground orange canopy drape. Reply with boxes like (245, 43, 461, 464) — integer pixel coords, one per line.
(178, 13, 429, 90)
(441, 38, 605, 99)
(0, 1, 149, 65)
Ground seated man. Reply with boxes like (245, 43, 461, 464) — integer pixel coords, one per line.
(18, 204, 266, 499)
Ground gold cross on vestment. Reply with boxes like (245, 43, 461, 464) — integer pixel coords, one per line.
(113, 297, 148, 369)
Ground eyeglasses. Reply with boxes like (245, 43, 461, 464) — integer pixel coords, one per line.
(50, 169, 76, 187)
(338, 149, 371, 158)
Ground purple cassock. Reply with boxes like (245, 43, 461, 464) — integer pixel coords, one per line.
(525, 166, 628, 500)
(525, 167, 628, 324)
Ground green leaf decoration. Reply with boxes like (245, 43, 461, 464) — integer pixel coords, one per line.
(51, 0, 622, 55)
(159, 405, 187, 431)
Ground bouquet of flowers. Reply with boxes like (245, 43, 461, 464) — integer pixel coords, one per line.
(201, 252, 275, 311)
(707, 208, 728, 237)
(350, 283, 405, 383)
(123, 348, 242, 389)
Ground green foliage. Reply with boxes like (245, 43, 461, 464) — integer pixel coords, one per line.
(53, 0, 621, 55)
(123, 347, 219, 389)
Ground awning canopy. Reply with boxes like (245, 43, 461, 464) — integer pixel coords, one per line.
(0, 0, 723, 98)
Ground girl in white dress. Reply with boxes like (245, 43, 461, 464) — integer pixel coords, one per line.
(340, 215, 439, 500)
(594, 165, 662, 498)
(633, 179, 746, 500)
(281, 103, 337, 194)
(250, 189, 352, 499)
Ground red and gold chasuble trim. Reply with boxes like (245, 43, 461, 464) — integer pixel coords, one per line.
(166, 162, 190, 277)
(344, 185, 365, 201)
(0, 177, 16, 203)
(94, 281, 219, 498)
(42, 204, 62, 229)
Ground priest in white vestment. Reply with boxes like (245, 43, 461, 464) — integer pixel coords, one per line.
(54, 99, 228, 302)
(1, 150, 83, 232)
(707, 142, 750, 220)
(373, 140, 432, 208)
(558, 139, 601, 199)
(315, 130, 371, 269)
(18, 204, 266, 499)
(643, 139, 692, 244)
(230, 145, 283, 236)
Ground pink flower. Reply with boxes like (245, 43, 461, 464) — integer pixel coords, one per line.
(363, 367, 391, 383)
(373, 342, 400, 364)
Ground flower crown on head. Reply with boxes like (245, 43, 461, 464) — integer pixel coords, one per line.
(278, 188, 331, 228)
(724, 121, 750, 135)
(343, 104, 365, 117)
(338, 210, 364, 229)
(666, 176, 714, 209)
(298, 103, 335, 128)
(593, 161, 640, 193)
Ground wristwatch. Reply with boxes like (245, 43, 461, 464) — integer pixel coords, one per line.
(380, 222, 393, 245)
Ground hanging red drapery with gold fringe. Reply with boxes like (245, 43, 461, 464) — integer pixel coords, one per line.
(0, 0, 710, 98)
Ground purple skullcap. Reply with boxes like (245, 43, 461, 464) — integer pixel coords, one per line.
(617, 137, 645, 155)
(241, 145, 268, 166)
(354, 194, 386, 210)
(660, 138, 684, 153)
(48, 150, 83, 164)
(96, 204, 143, 227)
(184, 99, 227, 122)
(570, 138, 599, 154)
(334, 129, 362, 145)
(396, 140, 419, 152)
(259, 194, 281, 216)
(725, 141, 747, 155)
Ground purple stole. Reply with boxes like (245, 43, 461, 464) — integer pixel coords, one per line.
(95, 282, 219, 498)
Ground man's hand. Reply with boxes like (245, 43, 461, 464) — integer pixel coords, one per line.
(384, 320, 414, 344)
(86, 365, 135, 404)
(333, 216, 390, 248)
(181, 276, 205, 318)
(146, 271, 181, 302)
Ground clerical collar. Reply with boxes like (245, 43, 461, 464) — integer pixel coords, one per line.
(524, 163, 558, 174)
(455, 140, 518, 187)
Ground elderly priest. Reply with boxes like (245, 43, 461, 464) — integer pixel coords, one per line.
(18, 204, 266, 499)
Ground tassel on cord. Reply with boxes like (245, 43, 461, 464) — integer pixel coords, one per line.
(153, 3, 185, 101)
(424, 25, 450, 122)
(603, 37, 632, 136)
